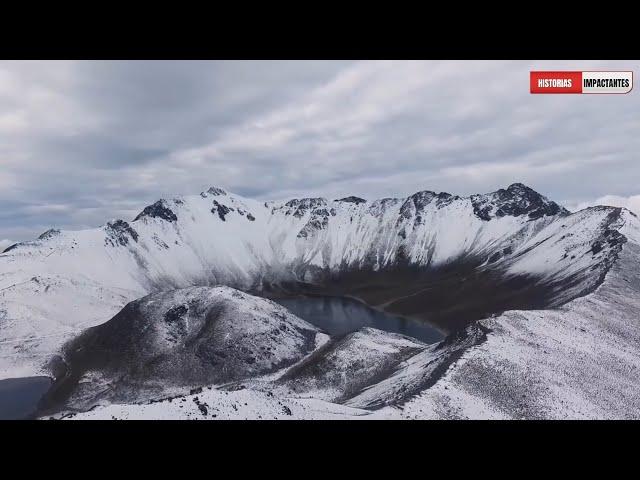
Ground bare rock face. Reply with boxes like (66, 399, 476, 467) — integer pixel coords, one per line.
(470, 183, 568, 221)
(38, 229, 61, 241)
(281, 197, 328, 218)
(335, 196, 367, 205)
(211, 200, 232, 221)
(297, 208, 331, 238)
(206, 186, 227, 196)
(104, 220, 138, 247)
(133, 199, 178, 223)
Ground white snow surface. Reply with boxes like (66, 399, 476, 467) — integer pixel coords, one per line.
(59, 386, 394, 420)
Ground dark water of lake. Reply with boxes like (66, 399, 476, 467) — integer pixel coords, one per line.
(274, 296, 444, 344)
(0, 376, 52, 420)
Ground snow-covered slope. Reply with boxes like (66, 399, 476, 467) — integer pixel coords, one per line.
(0, 183, 632, 379)
(51, 225, 640, 420)
(37, 285, 481, 419)
(275, 327, 427, 403)
(400, 212, 640, 419)
(56, 387, 380, 420)
(27, 205, 640, 420)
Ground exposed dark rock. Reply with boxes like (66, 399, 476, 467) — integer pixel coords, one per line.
(247, 213, 256, 222)
(38, 229, 61, 241)
(197, 403, 208, 416)
(133, 200, 178, 223)
(283, 198, 327, 218)
(368, 198, 401, 217)
(164, 304, 188, 324)
(164, 304, 188, 343)
(285, 198, 327, 209)
(211, 200, 232, 221)
(399, 191, 438, 222)
(435, 192, 458, 208)
(471, 202, 493, 221)
(2, 243, 21, 253)
(152, 234, 169, 250)
(297, 208, 330, 238)
(604, 228, 625, 247)
(487, 251, 502, 264)
(105, 220, 139, 247)
(335, 196, 367, 205)
(470, 183, 568, 222)
(207, 187, 227, 196)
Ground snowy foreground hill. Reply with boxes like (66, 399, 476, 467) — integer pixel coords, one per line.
(1, 183, 640, 419)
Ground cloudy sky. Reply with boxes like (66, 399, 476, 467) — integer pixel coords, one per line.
(0, 60, 638, 246)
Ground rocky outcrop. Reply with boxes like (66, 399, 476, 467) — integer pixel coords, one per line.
(133, 200, 178, 223)
(104, 220, 139, 247)
(470, 183, 568, 221)
(335, 196, 367, 205)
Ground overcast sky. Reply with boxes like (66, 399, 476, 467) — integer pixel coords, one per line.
(1, 60, 638, 245)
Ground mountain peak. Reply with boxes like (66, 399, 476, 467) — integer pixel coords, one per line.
(335, 196, 367, 205)
(471, 184, 568, 221)
(133, 199, 178, 223)
(282, 197, 328, 218)
(37, 228, 61, 241)
(506, 182, 532, 192)
(206, 187, 227, 196)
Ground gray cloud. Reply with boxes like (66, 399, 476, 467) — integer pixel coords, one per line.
(1, 60, 638, 241)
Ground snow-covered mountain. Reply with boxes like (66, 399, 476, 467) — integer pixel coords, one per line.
(0, 183, 636, 387)
(38, 286, 322, 414)
(36, 284, 487, 417)
(45, 248, 640, 419)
